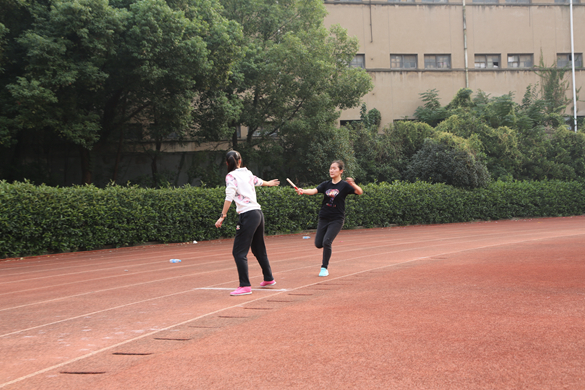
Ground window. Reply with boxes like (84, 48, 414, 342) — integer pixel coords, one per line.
(555, 0, 580, 3)
(506, 0, 530, 3)
(474, 54, 501, 69)
(424, 54, 451, 69)
(391, 54, 417, 69)
(350, 54, 365, 69)
(557, 53, 583, 68)
(507, 54, 533, 68)
(421, 0, 448, 3)
(388, 0, 415, 2)
(473, 0, 498, 3)
(251, 126, 278, 138)
(340, 120, 361, 127)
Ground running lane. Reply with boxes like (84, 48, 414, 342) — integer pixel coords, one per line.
(1, 216, 584, 389)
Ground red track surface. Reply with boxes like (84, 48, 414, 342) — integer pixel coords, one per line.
(1, 216, 584, 389)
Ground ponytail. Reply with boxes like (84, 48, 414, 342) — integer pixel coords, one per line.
(226, 150, 241, 173)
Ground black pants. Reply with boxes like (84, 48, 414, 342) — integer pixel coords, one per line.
(314, 218, 344, 269)
(232, 209, 274, 287)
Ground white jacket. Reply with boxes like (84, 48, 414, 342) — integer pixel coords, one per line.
(225, 168, 264, 214)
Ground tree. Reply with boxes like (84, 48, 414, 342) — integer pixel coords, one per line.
(404, 135, 491, 189)
(413, 89, 449, 127)
(1, 0, 242, 184)
(217, 0, 373, 152)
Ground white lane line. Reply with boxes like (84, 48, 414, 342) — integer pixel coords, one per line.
(0, 232, 517, 311)
(3, 229, 583, 335)
(196, 287, 289, 292)
(1, 226, 571, 301)
(1, 230, 584, 388)
(0, 256, 429, 389)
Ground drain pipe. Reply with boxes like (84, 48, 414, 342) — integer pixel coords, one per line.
(369, 0, 373, 43)
(463, 0, 469, 88)
(570, 0, 577, 132)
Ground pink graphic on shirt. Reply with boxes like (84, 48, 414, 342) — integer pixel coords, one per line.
(325, 188, 340, 207)
(236, 194, 251, 204)
(226, 174, 238, 186)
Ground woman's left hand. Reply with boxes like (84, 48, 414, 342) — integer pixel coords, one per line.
(266, 179, 280, 187)
(346, 177, 356, 185)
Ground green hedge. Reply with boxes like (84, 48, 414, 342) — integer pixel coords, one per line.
(1, 180, 584, 258)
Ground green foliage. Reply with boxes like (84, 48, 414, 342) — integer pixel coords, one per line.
(0, 21, 7, 72)
(360, 103, 381, 129)
(0, 0, 243, 182)
(2, 180, 584, 258)
(446, 88, 474, 110)
(347, 121, 398, 184)
(273, 122, 359, 185)
(534, 54, 577, 115)
(217, 0, 373, 148)
(545, 128, 585, 180)
(404, 137, 491, 189)
(411, 85, 584, 183)
(434, 114, 522, 179)
(344, 119, 439, 185)
(413, 89, 449, 127)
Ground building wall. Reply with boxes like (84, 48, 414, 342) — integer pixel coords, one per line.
(324, 1, 584, 128)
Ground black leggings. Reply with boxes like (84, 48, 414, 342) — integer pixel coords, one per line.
(314, 218, 344, 269)
(232, 209, 274, 287)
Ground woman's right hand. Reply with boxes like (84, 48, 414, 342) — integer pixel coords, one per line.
(295, 188, 304, 195)
(215, 216, 224, 228)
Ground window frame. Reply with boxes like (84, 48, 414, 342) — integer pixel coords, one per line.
(474, 54, 501, 69)
(391, 54, 418, 70)
(424, 54, 451, 69)
(557, 53, 583, 68)
(507, 54, 533, 69)
(350, 54, 365, 69)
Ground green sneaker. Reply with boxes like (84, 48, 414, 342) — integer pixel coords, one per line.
(319, 267, 329, 277)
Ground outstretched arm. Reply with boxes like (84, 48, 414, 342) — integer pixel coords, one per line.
(262, 179, 280, 187)
(346, 178, 363, 195)
(295, 187, 318, 196)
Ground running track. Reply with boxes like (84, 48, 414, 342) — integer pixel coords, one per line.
(1, 216, 584, 389)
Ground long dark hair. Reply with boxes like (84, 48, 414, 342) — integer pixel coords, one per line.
(226, 150, 241, 173)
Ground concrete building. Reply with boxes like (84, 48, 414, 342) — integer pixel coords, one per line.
(323, 0, 584, 129)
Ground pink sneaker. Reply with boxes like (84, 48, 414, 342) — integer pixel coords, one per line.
(230, 286, 252, 296)
(260, 280, 276, 287)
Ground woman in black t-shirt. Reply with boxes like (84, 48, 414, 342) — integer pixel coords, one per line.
(295, 160, 363, 276)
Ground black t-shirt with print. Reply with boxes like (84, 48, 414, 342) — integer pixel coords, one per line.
(316, 180, 356, 220)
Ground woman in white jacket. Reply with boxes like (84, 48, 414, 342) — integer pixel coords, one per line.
(215, 150, 280, 296)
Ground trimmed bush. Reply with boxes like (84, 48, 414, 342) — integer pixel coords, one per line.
(404, 138, 491, 189)
(1, 180, 584, 258)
